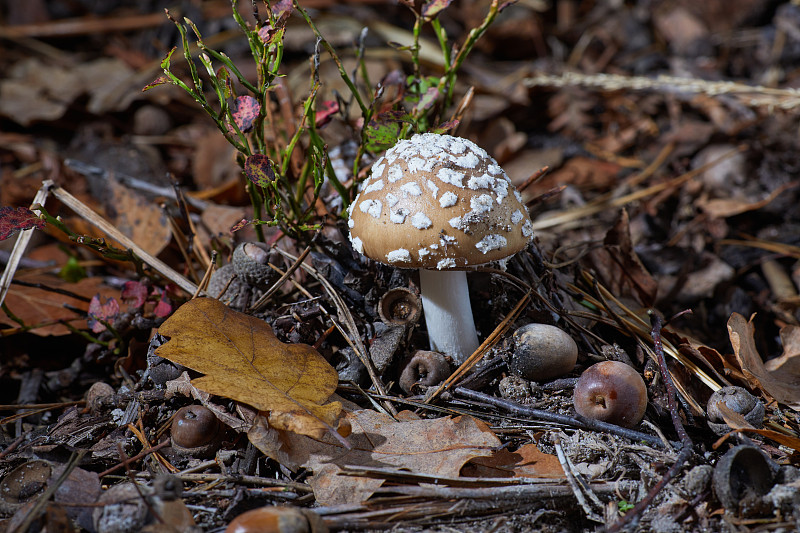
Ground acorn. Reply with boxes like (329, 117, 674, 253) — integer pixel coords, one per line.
(573, 361, 648, 428)
(170, 405, 224, 458)
(707, 386, 765, 436)
(85, 381, 115, 413)
(507, 323, 578, 381)
(232, 242, 278, 288)
(225, 506, 328, 533)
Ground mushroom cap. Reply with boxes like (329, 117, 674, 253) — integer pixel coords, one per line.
(347, 133, 533, 269)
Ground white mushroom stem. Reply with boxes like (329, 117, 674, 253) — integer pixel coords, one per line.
(418, 269, 480, 365)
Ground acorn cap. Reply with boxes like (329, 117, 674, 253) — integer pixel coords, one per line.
(347, 133, 533, 270)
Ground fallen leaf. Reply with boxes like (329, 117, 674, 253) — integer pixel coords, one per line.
(249, 409, 500, 505)
(156, 297, 342, 439)
(587, 209, 658, 306)
(0, 206, 47, 241)
(87, 295, 120, 333)
(728, 313, 800, 410)
(462, 443, 564, 479)
(1, 273, 118, 336)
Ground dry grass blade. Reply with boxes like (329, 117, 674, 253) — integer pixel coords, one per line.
(47, 183, 198, 295)
(570, 272, 721, 395)
(524, 72, 800, 110)
(531, 145, 745, 231)
(426, 290, 531, 404)
(0, 180, 52, 308)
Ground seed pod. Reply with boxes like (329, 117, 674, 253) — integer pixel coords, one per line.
(573, 361, 647, 428)
(225, 506, 328, 533)
(232, 242, 278, 288)
(170, 405, 223, 457)
(707, 386, 765, 436)
(508, 323, 578, 381)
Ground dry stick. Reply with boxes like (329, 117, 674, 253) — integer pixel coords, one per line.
(249, 241, 314, 313)
(47, 183, 198, 296)
(454, 387, 667, 449)
(193, 250, 218, 299)
(98, 439, 171, 478)
(0, 181, 52, 308)
(606, 314, 694, 533)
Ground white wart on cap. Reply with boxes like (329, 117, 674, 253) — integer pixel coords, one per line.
(347, 133, 533, 269)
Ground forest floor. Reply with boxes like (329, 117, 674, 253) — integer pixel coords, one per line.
(2, 1, 800, 532)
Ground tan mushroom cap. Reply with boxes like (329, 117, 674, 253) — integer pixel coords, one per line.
(347, 133, 533, 269)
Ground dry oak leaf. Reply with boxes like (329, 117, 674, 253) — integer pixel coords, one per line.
(728, 313, 800, 411)
(249, 409, 501, 506)
(156, 297, 342, 439)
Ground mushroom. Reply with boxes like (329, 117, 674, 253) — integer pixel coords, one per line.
(347, 133, 533, 363)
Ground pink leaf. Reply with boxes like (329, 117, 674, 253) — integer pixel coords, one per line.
(232, 96, 260, 132)
(121, 281, 148, 308)
(0, 206, 46, 241)
(87, 295, 120, 333)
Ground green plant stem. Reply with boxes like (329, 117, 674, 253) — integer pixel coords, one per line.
(293, 1, 368, 116)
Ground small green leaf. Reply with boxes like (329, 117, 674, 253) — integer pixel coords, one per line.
(216, 66, 233, 99)
(59, 256, 87, 283)
(365, 110, 411, 151)
(160, 47, 177, 70)
(244, 154, 276, 187)
(617, 500, 635, 513)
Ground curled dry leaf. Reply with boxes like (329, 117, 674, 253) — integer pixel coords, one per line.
(156, 297, 342, 440)
(727, 313, 800, 411)
(249, 409, 501, 506)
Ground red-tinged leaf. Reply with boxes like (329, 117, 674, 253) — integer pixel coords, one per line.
(431, 119, 460, 134)
(87, 294, 120, 333)
(0, 206, 46, 241)
(316, 100, 339, 127)
(232, 96, 260, 132)
(121, 281, 148, 308)
(153, 298, 173, 318)
(271, 0, 293, 18)
(142, 75, 171, 92)
(244, 154, 275, 187)
(231, 219, 252, 233)
(498, 0, 518, 13)
(422, 0, 453, 20)
(216, 67, 233, 99)
(364, 110, 411, 151)
(414, 86, 439, 112)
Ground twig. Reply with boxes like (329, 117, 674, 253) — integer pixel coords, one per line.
(97, 439, 171, 478)
(46, 183, 198, 295)
(426, 290, 530, 403)
(554, 434, 603, 522)
(605, 313, 694, 532)
(454, 387, 668, 448)
(0, 181, 52, 308)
